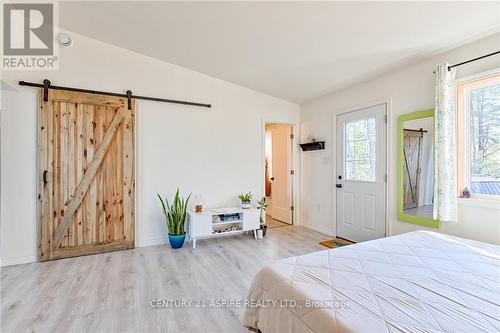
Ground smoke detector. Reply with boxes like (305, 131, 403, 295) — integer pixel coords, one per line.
(57, 33, 72, 47)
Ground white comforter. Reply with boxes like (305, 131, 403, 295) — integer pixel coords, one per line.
(244, 231, 500, 333)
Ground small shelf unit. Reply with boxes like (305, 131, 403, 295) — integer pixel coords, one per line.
(187, 208, 260, 249)
(212, 220, 243, 226)
(299, 141, 325, 151)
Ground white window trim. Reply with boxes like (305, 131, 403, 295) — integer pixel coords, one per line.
(458, 197, 500, 209)
(455, 68, 500, 85)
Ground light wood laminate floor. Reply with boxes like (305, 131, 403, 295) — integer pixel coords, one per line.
(1, 225, 327, 333)
(266, 215, 290, 229)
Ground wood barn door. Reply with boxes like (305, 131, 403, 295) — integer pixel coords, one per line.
(38, 89, 135, 261)
(403, 131, 423, 210)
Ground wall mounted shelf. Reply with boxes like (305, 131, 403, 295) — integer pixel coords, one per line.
(299, 141, 325, 151)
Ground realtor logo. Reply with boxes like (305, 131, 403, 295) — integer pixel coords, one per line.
(3, 3, 53, 55)
(2, 2, 58, 70)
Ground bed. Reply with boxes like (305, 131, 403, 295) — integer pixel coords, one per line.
(244, 231, 500, 333)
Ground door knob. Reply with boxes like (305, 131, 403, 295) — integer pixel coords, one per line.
(270, 177, 275, 181)
(336, 184, 342, 189)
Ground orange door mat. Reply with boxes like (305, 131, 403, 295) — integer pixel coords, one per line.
(319, 238, 353, 249)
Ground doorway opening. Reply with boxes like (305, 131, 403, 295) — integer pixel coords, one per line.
(264, 123, 294, 229)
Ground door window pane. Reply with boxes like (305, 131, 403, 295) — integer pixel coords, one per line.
(344, 117, 376, 181)
(354, 120, 367, 140)
(355, 140, 368, 159)
(345, 160, 355, 180)
(346, 142, 355, 160)
(346, 122, 355, 141)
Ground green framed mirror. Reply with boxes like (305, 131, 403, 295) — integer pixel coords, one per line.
(397, 109, 440, 228)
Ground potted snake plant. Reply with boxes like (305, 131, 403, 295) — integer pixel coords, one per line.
(239, 191, 253, 209)
(157, 189, 191, 249)
(257, 197, 269, 237)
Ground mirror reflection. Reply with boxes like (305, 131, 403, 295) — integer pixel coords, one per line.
(402, 116, 434, 218)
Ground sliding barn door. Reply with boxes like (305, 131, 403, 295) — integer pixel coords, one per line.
(38, 89, 135, 261)
(403, 131, 422, 210)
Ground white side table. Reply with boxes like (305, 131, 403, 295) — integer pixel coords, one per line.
(187, 207, 260, 249)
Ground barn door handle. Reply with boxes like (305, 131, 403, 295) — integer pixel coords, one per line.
(43, 170, 48, 185)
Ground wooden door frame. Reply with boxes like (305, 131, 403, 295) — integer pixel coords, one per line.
(37, 89, 135, 261)
(262, 121, 296, 225)
(332, 98, 391, 238)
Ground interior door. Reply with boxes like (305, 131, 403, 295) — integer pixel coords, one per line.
(336, 104, 386, 242)
(38, 89, 135, 261)
(270, 124, 292, 224)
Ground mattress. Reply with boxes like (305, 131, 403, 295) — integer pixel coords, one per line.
(244, 231, 500, 333)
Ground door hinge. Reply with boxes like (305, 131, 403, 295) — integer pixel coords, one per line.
(290, 169, 295, 175)
(290, 206, 295, 211)
(384, 115, 388, 123)
(290, 133, 294, 140)
(385, 174, 387, 182)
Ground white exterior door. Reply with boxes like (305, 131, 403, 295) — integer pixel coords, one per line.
(270, 124, 292, 224)
(336, 104, 386, 242)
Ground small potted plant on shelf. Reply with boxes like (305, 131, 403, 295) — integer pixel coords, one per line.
(257, 197, 269, 237)
(238, 191, 253, 209)
(157, 189, 191, 249)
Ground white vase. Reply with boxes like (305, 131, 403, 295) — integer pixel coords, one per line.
(257, 229, 263, 239)
(240, 201, 251, 209)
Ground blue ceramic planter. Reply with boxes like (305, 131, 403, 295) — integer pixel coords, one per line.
(168, 234, 186, 249)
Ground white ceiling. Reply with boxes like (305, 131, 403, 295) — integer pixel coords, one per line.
(59, 1, 500, 103)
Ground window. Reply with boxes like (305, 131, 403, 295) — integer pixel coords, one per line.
(344, 117, 376, 181)
(457, 72, 500, 197)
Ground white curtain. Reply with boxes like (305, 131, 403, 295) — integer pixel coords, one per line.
(433, 63, 457, 222)
(418, 132, 434, 206)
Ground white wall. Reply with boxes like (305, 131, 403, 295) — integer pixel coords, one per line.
(404, 117, 433, 132)
(0, 31, 299, 265)
(300, 33, 500, 244)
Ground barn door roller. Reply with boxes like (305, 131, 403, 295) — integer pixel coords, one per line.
(126, 90, 132, 110)
(43, 79, 50, 102)
(19, 79, 212, 109)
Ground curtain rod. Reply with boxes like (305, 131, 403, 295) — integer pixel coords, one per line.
(448, 50, 500, 71)
(18, 79, 212, 109)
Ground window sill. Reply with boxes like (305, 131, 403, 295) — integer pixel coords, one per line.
(458, 197, 500, 209)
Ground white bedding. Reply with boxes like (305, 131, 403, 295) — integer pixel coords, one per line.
(244, 231, 500, 333)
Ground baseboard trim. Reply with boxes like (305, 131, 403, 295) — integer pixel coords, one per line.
(1, 255, 37, 267)
(301, 222, 335, 237)
(136, 237, 168, 247)
(2, 240, 169, 264)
